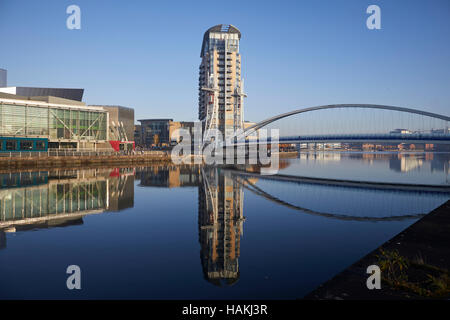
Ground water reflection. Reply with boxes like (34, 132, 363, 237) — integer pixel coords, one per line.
(137, 166, 199, 188)
(137, 165, 245, 285)
(134, 163, 449, 288)
(0, 157, 449, 297)
(295, 152, 450, 173)
(0, 168, 135, 248)
(281, 152, 450, 185)
(198, 167, 246, 286)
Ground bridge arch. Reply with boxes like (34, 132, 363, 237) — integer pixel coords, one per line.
(236, 104, 450, 144)
(244, 104, 450, 134)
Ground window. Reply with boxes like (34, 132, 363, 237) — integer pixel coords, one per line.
(36, 141, 46, 150)
(20, 141, 33, 150)
(6, 140, 17, 151)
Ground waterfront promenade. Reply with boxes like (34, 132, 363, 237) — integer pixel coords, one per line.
(0, 150, 171, 169)
(0, 150, 299, 169)
(305, 200, 450, 299)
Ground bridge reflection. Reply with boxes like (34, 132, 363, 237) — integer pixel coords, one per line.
(136, 163, 449, 286)
(2, 164, 448, 285)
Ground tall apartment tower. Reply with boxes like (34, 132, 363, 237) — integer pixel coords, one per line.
(199, 25, 246, 142)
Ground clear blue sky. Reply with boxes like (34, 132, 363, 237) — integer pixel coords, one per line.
(0, 0, 449, 123)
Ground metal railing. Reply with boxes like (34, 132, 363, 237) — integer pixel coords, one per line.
(0, 149, 169, 158)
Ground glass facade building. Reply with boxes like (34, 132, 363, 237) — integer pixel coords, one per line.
(138, 119, 173, 147)
(0, 97, 108, 148)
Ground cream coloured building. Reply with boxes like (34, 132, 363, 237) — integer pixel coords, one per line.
(198, 24, 246, 142)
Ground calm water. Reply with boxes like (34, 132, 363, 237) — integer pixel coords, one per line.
(0, 152, 449, 299)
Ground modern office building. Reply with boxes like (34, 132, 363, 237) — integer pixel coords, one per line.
(199, 24, 246, 140)
(92, 105, 135, 151)
(136, 119, 197, 148)
(138, 119, 173, 147)
(0, 70, 139, 151)
(0, 92, 108, 150)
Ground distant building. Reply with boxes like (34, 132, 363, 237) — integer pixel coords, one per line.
(0, 69, 6, 87)
(390, 128, 412, 134)
(199, 24, 246, 140)
(169, 121, 195, 143)
(137, 119, 199, 148)
(138, 119, 173, 147)
(134, 124, 142, 146)
(92, 105, 135, 151)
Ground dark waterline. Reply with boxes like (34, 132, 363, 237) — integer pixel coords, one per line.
(0, 152, 449, 299)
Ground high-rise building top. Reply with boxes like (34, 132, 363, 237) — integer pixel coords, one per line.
(200, 24, 241, 57)
(199, 24, 246, 140)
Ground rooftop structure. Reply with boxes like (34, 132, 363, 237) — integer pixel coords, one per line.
(0, 86, 84, 101)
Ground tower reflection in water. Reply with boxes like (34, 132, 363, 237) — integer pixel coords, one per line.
(0, 168, 135, 248)
(198, 168, 246, 286)
(138, 166, 247, 286)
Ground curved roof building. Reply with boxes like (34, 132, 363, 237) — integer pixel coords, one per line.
(200, 24, 241, 57)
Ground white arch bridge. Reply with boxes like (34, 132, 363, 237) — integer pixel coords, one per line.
(229, 104, 450, 145)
